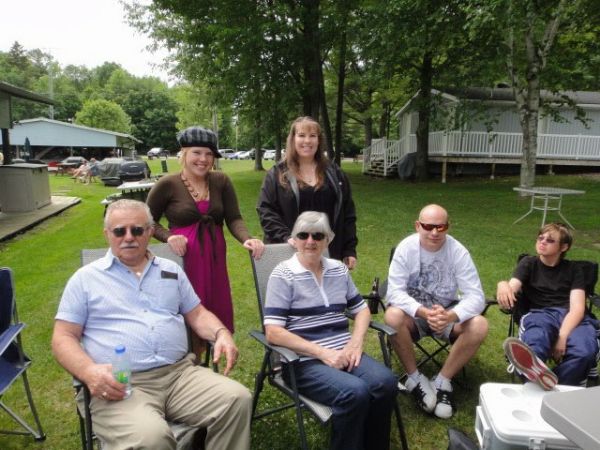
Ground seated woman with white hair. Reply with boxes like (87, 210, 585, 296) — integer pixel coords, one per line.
(263, 211, 397, 450)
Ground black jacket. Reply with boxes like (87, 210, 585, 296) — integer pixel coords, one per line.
(256, 162, 358, 260)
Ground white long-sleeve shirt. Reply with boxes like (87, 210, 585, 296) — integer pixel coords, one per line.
(386, 233, 484, 323)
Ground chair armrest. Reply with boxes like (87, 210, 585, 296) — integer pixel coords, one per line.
(249, 330, 300, 363)
(0, 323, 25, 355)
(482, 299, 513, 316)
(368, 320, 397, 336)
(589, 294, 600, 310)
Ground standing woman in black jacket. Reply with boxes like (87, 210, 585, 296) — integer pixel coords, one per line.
(257, 116, 358, 269)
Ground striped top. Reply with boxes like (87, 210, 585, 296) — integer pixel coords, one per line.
(264, 254, 366, 358)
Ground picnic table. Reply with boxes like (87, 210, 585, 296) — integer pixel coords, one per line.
(513, 186, 585, 229)
(101, 179, 157, 210)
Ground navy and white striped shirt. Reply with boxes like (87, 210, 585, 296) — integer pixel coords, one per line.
(264, 254, 366, 358)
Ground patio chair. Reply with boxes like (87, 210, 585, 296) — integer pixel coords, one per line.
(369, 247, 468, 382)
(249, 243, 409, 450)
(75, 243, 212, 450)
(496, 254, 600, 384)
(0, 267, 46, 441)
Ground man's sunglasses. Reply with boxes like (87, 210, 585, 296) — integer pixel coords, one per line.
(296, 232, 326, 241)
(537, 235, 557, 244)
(110, 226, 148, 237)
(418, 222, 449, 232)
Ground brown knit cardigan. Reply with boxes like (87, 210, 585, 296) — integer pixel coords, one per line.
(146, 171, 252, 245)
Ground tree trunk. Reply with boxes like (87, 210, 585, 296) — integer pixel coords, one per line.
(254, 114, 264, 171)
(415, 52, 433, 181)
(334, 26, 347, 166)
(518, 84, 539, 189)
(364, 116, 373, 147)
(302, 0, 321, 120)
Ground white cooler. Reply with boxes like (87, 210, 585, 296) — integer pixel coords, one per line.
(475, 382, 582, 450)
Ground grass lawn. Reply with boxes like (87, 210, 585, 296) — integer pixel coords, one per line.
(1, 159, 599, 449)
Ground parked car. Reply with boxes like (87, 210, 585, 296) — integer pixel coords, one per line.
(147, 147, 169, 159)
(61, 156, 88, 166)
(237, 149, 255, 160)
(263, 149, 276, 160)
(218, 148, 236, 159)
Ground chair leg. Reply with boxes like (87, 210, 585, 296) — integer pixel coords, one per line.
(20, 371, 45, 440)
(251, 352, 270, 418)
(393, 398, 409, 450)
(286, 366, 309, 450)
(83, 385, 94, 450)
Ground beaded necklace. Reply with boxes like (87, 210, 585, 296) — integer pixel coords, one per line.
(181, 173, 209, 200)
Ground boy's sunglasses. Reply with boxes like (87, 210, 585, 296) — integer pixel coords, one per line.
(537, 235, 557, 244)
(418, 222, 449, 232)
(110, 226, 148, 237)
(296, 232, 326, 241)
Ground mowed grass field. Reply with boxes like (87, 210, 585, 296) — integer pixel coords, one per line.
(1, 158, 599, 449)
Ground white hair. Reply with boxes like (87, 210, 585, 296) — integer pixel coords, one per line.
(291, 211, 335, 242)
(104, 199, 154, 228)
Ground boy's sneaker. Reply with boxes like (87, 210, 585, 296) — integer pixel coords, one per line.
(405, 373, 436, 413)
(503, 337, 558, 390)
(433, 377, 454, 419)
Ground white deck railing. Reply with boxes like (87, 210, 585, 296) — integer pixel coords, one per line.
(363, 131, 600, 174)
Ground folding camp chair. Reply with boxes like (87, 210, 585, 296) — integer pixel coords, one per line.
(75, 243, 211, 450)
(497, 254, 600, 384)
(0, 267, 46, 441)
(368, 247, 467, 382)
(249, 243, 409, 450)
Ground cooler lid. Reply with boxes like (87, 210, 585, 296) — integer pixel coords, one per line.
(479, 382, 581, 448)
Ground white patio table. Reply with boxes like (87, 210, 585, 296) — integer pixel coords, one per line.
(513, 186, 585, 229)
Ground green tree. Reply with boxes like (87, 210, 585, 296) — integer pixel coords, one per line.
(468, 0, 600, 188)
(75, 99, 132, 133)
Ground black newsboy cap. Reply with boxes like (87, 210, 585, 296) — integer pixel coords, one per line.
(176, 126, 221, 158)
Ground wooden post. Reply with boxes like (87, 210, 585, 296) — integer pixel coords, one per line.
(490, 163, 496, 180)
(442, 159, 447, 183)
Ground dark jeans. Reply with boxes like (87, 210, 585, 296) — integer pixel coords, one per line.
(520, 306, 599, 385)
(283, 353, 397, 450)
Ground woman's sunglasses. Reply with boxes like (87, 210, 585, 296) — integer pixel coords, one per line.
(110, 226, 148, 237)
(295, 232, 326, 241)
(418, 222, 449, 232)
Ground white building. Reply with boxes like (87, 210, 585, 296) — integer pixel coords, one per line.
(363, 88, 600, 179)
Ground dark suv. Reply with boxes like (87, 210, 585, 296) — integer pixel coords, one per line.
(119, 160, 151, 183)
(99, 158, 151, 186)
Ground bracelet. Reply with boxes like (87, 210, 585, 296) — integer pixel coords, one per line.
(214, 327, 228, 339)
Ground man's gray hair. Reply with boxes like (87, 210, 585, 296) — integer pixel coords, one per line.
(291, 211, 335, 242)
(104, 199, 154, 228)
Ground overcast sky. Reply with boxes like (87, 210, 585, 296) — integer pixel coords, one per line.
(0, 0, 171, 82)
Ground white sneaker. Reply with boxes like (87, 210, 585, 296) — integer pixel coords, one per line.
(405, 373, 436, 413)
(433, 377, 454, 419)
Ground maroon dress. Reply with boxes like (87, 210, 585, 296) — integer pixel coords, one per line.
(171, 200, 234, 332)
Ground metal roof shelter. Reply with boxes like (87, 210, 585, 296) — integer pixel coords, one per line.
(0, 81, 54, 165)
(1, 118, 142, 160)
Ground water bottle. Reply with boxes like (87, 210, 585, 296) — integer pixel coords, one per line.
(368, 277, 380, 314)
(112, 345, 132, 399)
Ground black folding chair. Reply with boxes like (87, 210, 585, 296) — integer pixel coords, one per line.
(75, 243, 211, 450)
(368, 247, 468, 382)
(0, 267, 46, 441)
(497, 254, 600, 384)
(249, 243, 409, 450)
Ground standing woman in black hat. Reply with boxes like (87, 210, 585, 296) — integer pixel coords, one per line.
(147, 126, 264, 334)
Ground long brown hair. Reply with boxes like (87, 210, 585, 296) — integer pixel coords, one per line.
(279, 116, 329, 188)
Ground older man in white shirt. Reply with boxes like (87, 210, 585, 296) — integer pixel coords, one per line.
(384, 204, 487, 419)
(52, 199, 251, 450)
